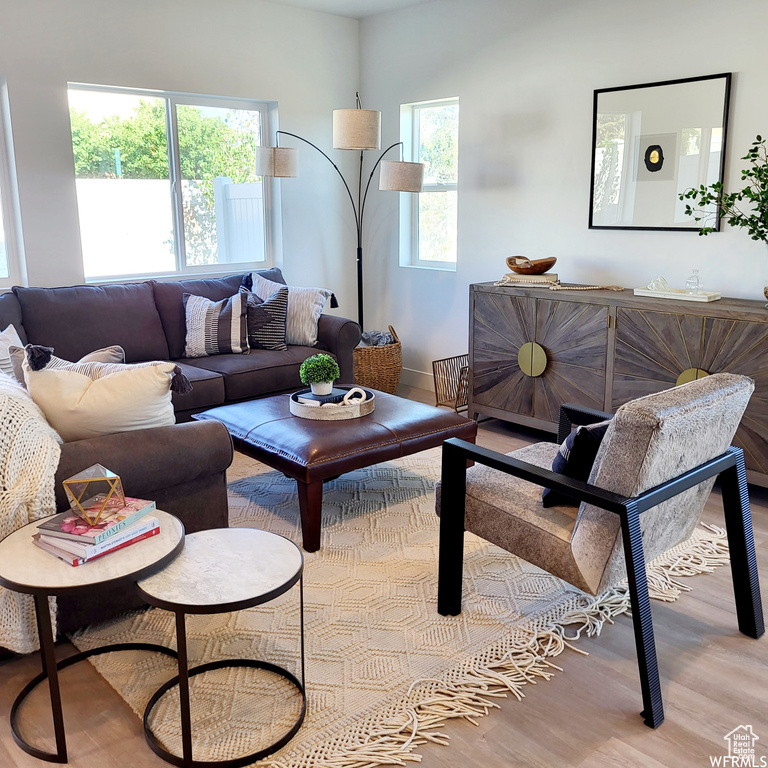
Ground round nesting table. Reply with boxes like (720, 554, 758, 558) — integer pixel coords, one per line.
(136, 527, 306, 768)
(0, 510, 185, 764)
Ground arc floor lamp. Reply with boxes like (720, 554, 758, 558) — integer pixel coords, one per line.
(254, 94, 424, 330)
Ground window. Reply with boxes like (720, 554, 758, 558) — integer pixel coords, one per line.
(0, 78, 25, 287)
(68, 85, 272, 280)
(399, 98, 458, 270)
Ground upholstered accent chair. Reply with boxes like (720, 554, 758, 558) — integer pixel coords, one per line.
(436, 373, 764, 728)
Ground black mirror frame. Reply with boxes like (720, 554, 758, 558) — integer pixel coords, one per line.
(588, 72, 732, 232)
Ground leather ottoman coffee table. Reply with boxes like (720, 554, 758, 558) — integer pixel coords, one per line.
(194, 390, 477, 551)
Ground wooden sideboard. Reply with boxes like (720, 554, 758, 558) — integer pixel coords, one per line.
(469, 282, 768, 487)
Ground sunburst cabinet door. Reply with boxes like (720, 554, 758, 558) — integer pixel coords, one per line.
(702, 317, 768, 475)
(472, 292, 536, 416)
(532, 300, 609, 422)
(612, 308, 705, 408)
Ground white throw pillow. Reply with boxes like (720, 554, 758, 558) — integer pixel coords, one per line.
(0, 324, 23, 380)
(249, 273, 331, 347)
(23, 353, 179, 442)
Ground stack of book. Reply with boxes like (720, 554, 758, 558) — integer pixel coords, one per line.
(296, 387, 348, 406)
(34, 496, 158, 567)
(501, 272, 559, 284)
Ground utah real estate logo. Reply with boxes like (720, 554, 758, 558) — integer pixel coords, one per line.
(710, 725, 766, 767)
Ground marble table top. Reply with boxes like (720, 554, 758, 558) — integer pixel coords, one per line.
(0, 510, 184, 595)
(136, 528, 303, 612)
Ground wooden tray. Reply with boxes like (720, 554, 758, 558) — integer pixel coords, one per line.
(633, 287, 721, 302)
(289, 387, 375, 421)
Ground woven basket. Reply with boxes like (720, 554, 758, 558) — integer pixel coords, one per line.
(353, 326, 402, 394)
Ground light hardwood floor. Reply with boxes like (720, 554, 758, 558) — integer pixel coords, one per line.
(1, 387, 766, 768)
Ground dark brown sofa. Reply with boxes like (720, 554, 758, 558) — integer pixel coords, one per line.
(8, 268, 361, 421)
(0, 268, 360, 638)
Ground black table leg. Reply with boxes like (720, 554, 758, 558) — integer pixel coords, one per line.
(300, 575, 305, 690)
(22, 594, 67, 762)
(144, 581, 307, 767)
(10, 630, 178, 764)
(11, 595, 180, 764)
(176, 612, 194, 764)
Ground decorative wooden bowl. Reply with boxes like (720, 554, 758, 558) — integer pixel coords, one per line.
(506, 256, 557, 275)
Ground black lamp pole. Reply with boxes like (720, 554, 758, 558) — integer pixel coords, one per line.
(276, 130, 403, 331)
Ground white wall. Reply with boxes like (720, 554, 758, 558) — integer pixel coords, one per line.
(0, 0, 361, 312)
(361, 0, 768, 387)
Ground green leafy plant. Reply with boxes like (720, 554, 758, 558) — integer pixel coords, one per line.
(299, 353, 340, 385)
(679, 135, 768, 241)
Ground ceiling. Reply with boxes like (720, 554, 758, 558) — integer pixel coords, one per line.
(263, 0, 430, 19)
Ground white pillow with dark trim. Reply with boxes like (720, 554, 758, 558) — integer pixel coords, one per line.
(249, 272, 332, 347)
(21, 346, 192, 442)
(183, 292, 248, 358)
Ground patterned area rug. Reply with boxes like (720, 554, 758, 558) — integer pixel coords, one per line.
(71, 448, 729, 767)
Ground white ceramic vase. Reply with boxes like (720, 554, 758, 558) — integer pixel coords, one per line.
(310, 381, 333, 395)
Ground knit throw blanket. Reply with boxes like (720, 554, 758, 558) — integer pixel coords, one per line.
(0, 374, 61, 653)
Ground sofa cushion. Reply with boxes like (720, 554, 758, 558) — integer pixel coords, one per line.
(436, 442, 588, 593)
(181, 345, 323, 401)
(13, 283, 169, 363)
(171, 362, 225, 412)
(152, 269, 285, 360)
(0, 292, 26, 344)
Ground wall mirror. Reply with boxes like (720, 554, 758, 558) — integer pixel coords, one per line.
(589, 73, 731, 231)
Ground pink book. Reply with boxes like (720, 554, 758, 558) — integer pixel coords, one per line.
(37, 497, 156, 544)
(33, 527, 161, 567)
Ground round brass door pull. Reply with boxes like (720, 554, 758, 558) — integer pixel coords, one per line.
(676, 368, 710, 386)
(518, 342, 548, 377)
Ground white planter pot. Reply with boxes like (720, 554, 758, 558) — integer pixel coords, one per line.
(310, 381, 333, 395)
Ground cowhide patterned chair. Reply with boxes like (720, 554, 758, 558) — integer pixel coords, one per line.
(436, 373, 764, 728)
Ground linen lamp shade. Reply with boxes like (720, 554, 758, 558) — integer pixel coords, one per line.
(379, 160, 424, 193)
(254, 146, 298, 177)
(333, 109, 381, 150)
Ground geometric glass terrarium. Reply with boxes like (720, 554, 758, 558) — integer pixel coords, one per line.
(62, 464, 126, 526)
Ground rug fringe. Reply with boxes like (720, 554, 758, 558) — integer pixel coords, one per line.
(263, 524, 730, 768)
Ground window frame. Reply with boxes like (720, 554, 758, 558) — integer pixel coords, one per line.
(399, 97, 459, 272)
(0, 78, 27, 289)
(68, 83, 280, 284)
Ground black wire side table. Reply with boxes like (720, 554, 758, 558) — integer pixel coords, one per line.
(136, 527, 306, 768)
(0, 510, 185, 764)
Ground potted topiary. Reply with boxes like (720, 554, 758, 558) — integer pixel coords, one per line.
(300, 353, 341, 396)
(679, 135, 768, 302)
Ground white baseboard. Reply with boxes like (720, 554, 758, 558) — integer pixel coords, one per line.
(400, 367, 434, 392)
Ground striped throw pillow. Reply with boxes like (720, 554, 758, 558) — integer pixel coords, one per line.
(9, 344, 125, 386)
(249, 273, 332, 347)
(183, 292, 248, 358)
(240, 286, 289, 351)
(0, 324, 23, 381)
